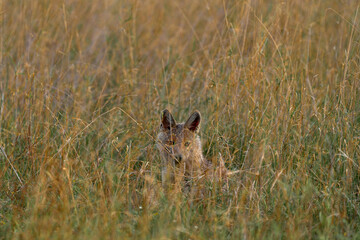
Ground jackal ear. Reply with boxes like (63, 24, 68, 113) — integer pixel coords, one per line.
(160, 109, 176, 130)
(185, 110, 201, 132)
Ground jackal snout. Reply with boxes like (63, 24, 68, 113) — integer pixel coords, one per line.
(174, 154, 182, 163)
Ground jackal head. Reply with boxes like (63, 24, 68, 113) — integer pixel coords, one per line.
(157, 109, 202, 166)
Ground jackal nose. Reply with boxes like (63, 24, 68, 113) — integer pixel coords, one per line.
(174, 155, 182, 164)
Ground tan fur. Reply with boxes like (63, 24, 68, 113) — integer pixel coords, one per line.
(157, 109, 229, 193)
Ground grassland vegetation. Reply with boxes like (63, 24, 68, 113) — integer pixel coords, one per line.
(1, 0, 360, 239)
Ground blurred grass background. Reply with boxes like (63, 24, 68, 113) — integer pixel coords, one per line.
(1, 0, 360, 239)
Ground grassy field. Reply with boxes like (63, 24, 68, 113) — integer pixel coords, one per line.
(1, 0, 360, 239)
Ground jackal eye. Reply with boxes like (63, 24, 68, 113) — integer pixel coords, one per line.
(184, 142, 190, 147)
(168, 140, 175, 145)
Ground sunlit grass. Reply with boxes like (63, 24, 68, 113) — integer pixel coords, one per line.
(1, 0, 360, 239)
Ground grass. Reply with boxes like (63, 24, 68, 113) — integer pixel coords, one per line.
(1, 0, 360, 239)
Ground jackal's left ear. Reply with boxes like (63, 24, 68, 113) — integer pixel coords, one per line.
(185, 110, 201, 132)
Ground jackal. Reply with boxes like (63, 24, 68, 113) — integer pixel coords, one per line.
(156, 109, 229, 192)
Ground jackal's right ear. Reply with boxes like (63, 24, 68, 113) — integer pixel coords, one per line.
(160, 109, 176, 130)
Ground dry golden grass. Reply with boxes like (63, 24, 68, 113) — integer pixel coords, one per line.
(1, 0, 360, 239)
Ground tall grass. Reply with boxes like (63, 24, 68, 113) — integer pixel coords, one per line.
(1, 0, 360, 239)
